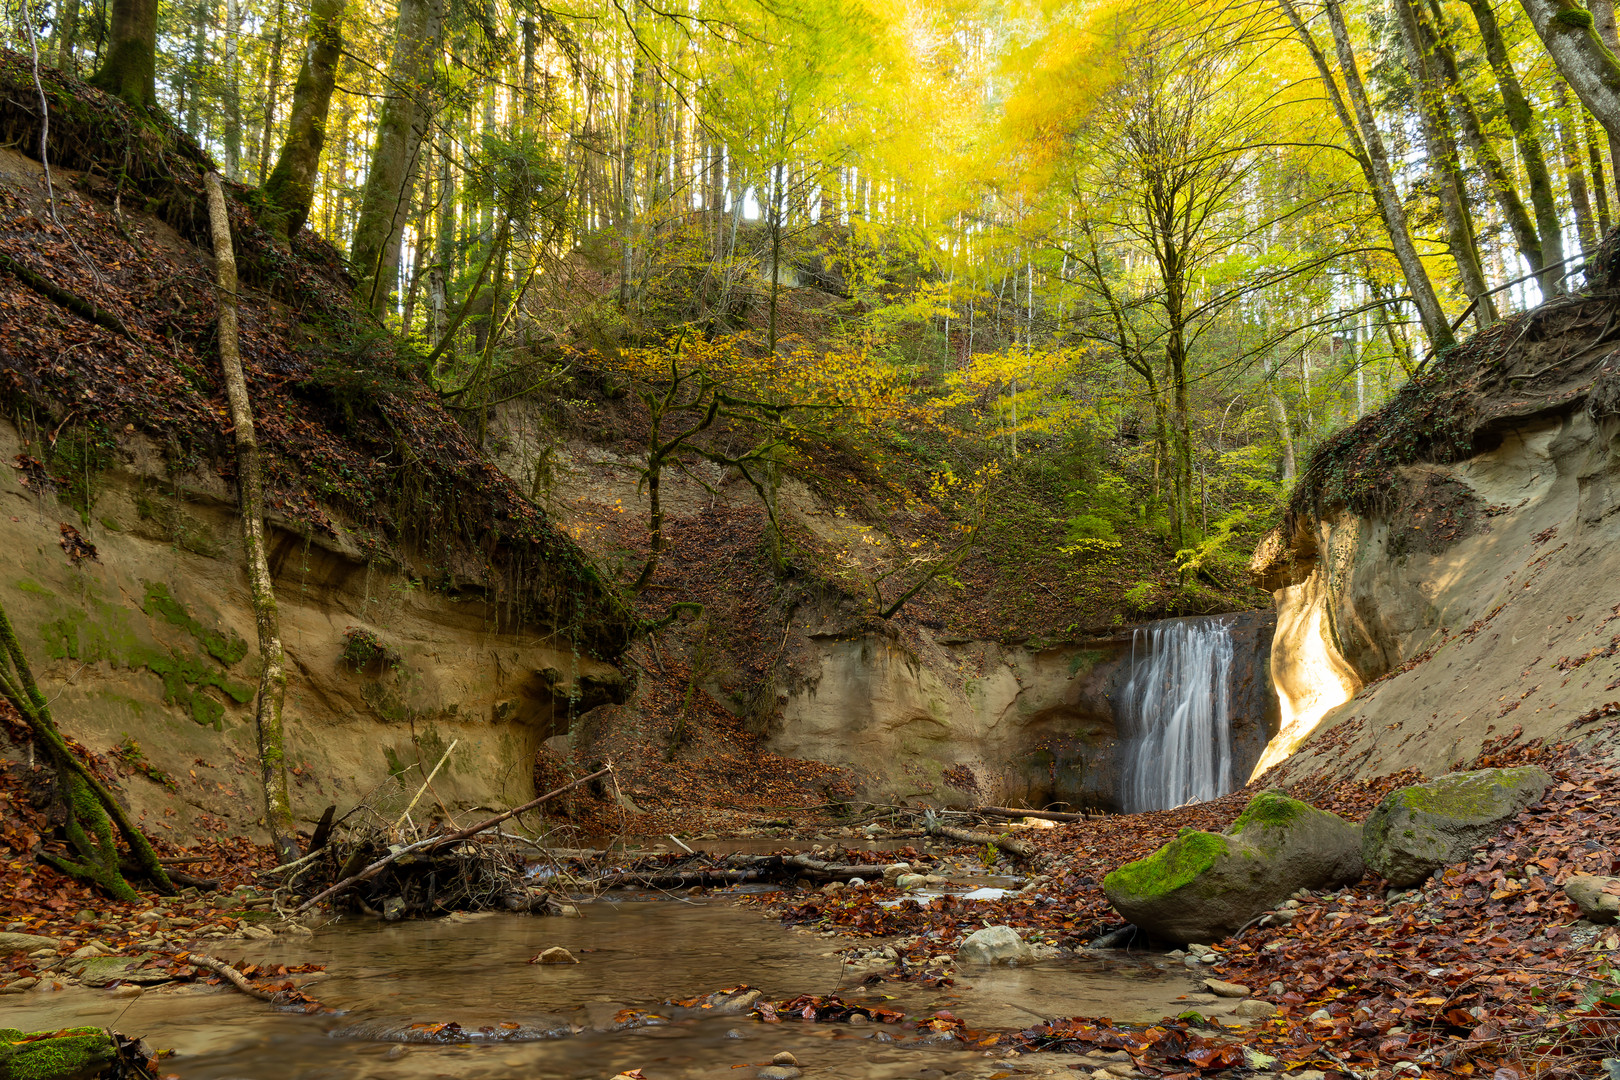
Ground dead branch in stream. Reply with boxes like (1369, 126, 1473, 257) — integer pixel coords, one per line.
(923, 820, 1039, 862)
(295, 766, 614, 913)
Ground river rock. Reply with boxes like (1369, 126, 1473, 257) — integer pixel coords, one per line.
(881, 863, 912, 885)
(1234, 998, 1278, 1018)
(72, 954, 172, 987)
(1361, 767, 1552, 887)
(532, 946, 578, 965)
(956, 925, 1033, 965)
(771, 1052, 799, 1066)
(1565, 876, 1620, 924)
(1103, 790, 1363, 944)
(1204, 979, 1250, 998)
(0, 932, 60, 955)
(757, 1068, 801, 1080)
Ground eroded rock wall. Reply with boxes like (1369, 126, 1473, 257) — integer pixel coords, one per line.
(0, 419, 624, 844)
(770, 611, 1278, 811)
(1258, 410, 1620, 782)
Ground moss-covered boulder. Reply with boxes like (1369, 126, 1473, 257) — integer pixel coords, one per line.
(1103, 791, 1364, 943)
(1362, 766, 1551, 888)
(0, 1028, 118, 1080)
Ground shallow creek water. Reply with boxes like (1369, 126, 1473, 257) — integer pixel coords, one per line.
(7, 893, 1196, 1079)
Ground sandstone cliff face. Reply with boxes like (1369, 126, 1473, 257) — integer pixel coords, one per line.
(770, 611, 1278, 811)
(1, 418, 624, 843)
(1257, 305, 1620, 781)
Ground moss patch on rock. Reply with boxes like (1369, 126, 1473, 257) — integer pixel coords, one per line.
(1399, 768, 1537, 817)
(0, 1026, 118, 1080)
(1230, 789, 1310, 835)
(1104, 830, 1228, 898)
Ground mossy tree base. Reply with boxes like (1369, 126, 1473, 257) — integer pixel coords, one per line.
(0, 593, 173, 901)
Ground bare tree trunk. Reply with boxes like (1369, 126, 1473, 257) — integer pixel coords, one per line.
(1421, 0, 1558, 293)
(1559, 84, 1601, 253)
(1587, 109, 1614, 233)
(350, 0, 444, 315)
(256, 0, 285, 184)
(55, 0, 81, 73)
(1516, 0, 1620, 144)
(1462, 0, 1566, 293)
(1394, 0, 1496, 325)
(204, 173, 298, 864)
(1281, 0, 1455, 350)
(263, 0, 344, 238)
(223, 0, 243, 178)
(89, 0, 158, 109)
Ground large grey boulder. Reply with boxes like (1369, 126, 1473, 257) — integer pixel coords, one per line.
(956, 925, 1033, 965)
(1565, 876, 1620, 924)
(1103, 791, 1363, 944)
(1362, 766, 1551, 888)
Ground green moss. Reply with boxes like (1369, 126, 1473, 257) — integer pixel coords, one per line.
(0, 1026, 118, 1079)
(1105, 831, 1228, 898)
(98, 516, 121, 532)
(141, 582, 248, 665)
(14, 579, 54, 597)
(1555, 7, 1595, 28)
(1230, 790, 1310, 834)
(1399, 769, 1531, 818)
(38, 595, 252, 731)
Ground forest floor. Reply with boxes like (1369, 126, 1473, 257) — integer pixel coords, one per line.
(5, 730, 1618, 1080)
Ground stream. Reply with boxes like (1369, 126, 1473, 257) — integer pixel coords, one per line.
(5, 882, 1200, 1079)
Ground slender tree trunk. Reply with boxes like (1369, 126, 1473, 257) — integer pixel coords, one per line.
(55, 0, 81, 73)
(350, 0, 444, 315)
(1516, 0, 1620, 144)
(204, 173, 298, 864)
(256, 0, 285, 184)
(223, 0, 243, 178)
(1586, 109, 1614, 233)
(181, 0, 209, 138)
(620, 47, 646, 310)
(1283, 0, 1454, 350)
(1463, 0, 1567, 292)
(1394, 0, 1496, 325)
(1421, 0, 1557, 293)
(89, 0, 158, 109)
(1559, 84, 1600, 252)
(263, 0, 344, 239)
(401, 153, 433, 336)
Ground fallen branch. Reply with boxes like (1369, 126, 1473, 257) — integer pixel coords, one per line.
(973, 806, 1095, 824)
(0, 250, 132, 338)
(924, 821, 1038, 862)
(187, 953, 280, 1003)
(295, 765, 613, 913)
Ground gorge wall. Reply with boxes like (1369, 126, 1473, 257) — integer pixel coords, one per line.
(1254, 290, 1620, 783)
(0, 418, 626, 843)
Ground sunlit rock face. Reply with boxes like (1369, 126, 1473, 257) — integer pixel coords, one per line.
(1255, 410, 1620, 785)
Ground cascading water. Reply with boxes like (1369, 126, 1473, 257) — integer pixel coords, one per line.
(1118, 618, 1235, 812)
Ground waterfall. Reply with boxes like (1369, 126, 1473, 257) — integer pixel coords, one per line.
(1119, 618, 1235, 812)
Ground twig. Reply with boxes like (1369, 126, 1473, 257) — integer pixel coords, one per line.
(295, 765, 613, 913)
(390, 739, 458, 834)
